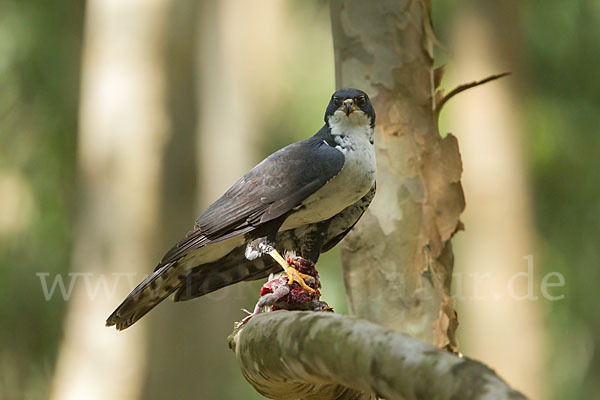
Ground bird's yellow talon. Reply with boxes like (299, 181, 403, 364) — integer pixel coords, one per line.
(285, 267, 316, 293)
(268, 249, 316, 293)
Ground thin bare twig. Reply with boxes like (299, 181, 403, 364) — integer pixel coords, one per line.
(436, 72, 511, 113)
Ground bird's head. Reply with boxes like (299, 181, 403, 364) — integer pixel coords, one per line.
(324, 88, 375, 129)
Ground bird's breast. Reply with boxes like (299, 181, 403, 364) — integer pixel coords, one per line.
(281, 127, 376, 231)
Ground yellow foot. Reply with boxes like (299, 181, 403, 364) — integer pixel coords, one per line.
(268, 249, 315, 293)
(284, 266, 316, 293)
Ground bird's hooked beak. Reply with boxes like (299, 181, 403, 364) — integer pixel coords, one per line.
(343, 99, 355, 117)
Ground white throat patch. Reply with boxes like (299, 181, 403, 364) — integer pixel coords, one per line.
(327, 110, 373, 149)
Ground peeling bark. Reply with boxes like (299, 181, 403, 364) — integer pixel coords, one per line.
(330, 0, 463, 349)
(229, 311, 526, 400)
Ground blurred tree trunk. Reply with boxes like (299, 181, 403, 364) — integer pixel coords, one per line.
(446, 1, 545, 398)
(141, 1, 203, 398)
(331, 0, 463, 349)
(50, 0, 172, 399)
(144, 1, 290, 398)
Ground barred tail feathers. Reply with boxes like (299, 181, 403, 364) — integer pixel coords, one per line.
(106, 262, 182, 330)
(174, 249, 279, 301)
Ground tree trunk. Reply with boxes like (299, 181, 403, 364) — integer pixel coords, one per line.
(446, 1, 545, 397)
(50, 0, 172, 398)
(331, 0, 463, 349)
(141, 1, 204, 398)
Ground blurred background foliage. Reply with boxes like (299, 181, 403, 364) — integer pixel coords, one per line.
(0, 0, 598, 399)
(0, 0, 83, 397)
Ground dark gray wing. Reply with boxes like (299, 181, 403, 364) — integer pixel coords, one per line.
(107, 130, 344, 329)
(173, 183, 376, 302)
(159, 131, 344, 266)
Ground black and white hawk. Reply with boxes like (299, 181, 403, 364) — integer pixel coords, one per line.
(106, 88, 376, 330)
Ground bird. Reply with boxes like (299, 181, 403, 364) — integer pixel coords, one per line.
(106, 88, 376, 330)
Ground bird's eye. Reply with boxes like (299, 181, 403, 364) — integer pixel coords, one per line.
(333, 97, 342, 107)
(356, 96, 367, 107)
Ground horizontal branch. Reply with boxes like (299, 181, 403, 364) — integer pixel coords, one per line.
(228, 311, 527, 400)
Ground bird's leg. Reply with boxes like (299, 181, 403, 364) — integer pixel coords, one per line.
(268, 249, 316, 293)
(300, 221, 330, 263)
(247, 237, 316, 293)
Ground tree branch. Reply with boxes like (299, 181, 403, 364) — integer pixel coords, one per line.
(228, 311, 527, 400)
(435, 72, 511, 113)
